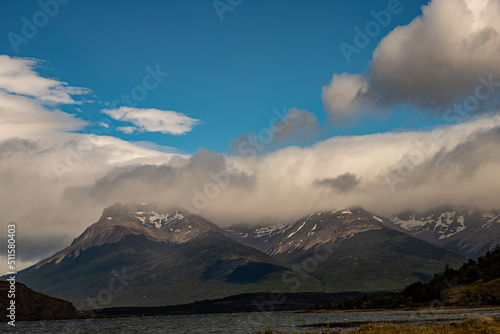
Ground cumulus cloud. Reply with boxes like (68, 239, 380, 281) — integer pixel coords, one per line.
(324, 0, 500, 118)
(102, 106, 200, 135)
(321, 74, 368, 119)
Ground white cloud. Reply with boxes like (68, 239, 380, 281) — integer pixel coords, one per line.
(369, 0, 500, 109)
(132, 141, 181, 153)
(321, 73, 368, 120)
(102, 106, 200, 135)
(117, 126, 137, 134)
(99, 122, 110, 128)
(0, 56, 91, 140)
(0, 55, 90, 104)
(324, 0, 500, 117)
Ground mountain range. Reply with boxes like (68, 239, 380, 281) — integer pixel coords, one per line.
(224, 208, 465, 293)
(14, 203, 498, 308)
(225, 206, 500, 259)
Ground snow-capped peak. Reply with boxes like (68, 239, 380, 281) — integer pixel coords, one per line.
(134, 210, 187, 230)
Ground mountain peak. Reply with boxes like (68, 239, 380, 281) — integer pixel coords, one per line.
(224, 207, 397, 254)
(266, 207, 390, 255)
(99, 202, 219, 233)
(35, 202, 220, 269)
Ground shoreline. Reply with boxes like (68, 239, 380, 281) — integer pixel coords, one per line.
(293, 304, 500, 314)
(5, 304, 499, 323)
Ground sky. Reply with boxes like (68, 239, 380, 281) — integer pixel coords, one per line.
(0, 0, 440, 153)
(1, 0, 500, 269)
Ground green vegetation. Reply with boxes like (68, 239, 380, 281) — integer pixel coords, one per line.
(254, 316, 500, 334)
(314, 246, 500, 310)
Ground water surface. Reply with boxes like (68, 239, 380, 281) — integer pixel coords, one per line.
(7, 307, 500, 333)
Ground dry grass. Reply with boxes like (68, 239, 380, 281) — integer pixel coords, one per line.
(254, 317, 500, 334)
(353, 316, 499, 333)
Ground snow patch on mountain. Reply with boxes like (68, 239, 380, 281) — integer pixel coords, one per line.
(287, 221, 306, 239)
(254, 225, 289, 238)
(391, 210, 467, 240)
(134, 210, 188, 229)
(482, 213, 500, 228)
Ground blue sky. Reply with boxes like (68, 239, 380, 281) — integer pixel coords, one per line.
(1, 0, 445, 153)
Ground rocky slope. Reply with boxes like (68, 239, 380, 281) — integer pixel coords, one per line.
(223, 224, 291, 251)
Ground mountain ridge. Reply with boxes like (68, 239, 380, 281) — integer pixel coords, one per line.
(12, 203, 474, 308)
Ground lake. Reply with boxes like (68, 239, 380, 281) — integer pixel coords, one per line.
(7, 307, 500, 333)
